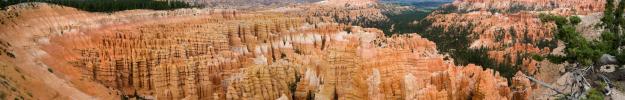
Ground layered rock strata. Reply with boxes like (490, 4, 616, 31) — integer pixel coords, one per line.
(424, 11, 555, 74)
(422, 0, 607, 74)
(451, 0, 605, 14)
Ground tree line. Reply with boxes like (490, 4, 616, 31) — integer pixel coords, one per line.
(1, 0, 196, 12)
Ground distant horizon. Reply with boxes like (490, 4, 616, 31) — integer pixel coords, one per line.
(379, 0, 453, 3)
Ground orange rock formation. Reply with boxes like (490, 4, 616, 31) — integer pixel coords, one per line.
(425, 11, 554, 73)
(451, 0, 605, 15)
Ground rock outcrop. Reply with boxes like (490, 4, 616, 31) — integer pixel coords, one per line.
(423, 11, 554, 74)
(420, 0, 607, 74)
(414, 1, 612, 99)
(451, 0, 605, 15)
(279, 0, 388, 27)
(180, 0, 377, 9)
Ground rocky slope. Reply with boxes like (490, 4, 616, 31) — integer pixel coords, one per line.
(179, 0, 376, 8)
(419, 0, 607, 74)
(0, 2, 533, 100)
(424, 11, 556, 74)
(416, 0, 613, 99)
(451, 0, 605, 15)
(180, 0, 323, 8)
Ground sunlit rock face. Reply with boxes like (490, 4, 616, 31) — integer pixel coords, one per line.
(267, 0, 389, 28)
(173, 0, 323, 8)
(176, 0, 377, 9)
(424, 11, 554, 74)
(421, 0, 605, 75)
(0, 3, 210, 99)
(0, 2, 533, 100)
(451, 0, 605, 15)
(318, 0, 379, 7)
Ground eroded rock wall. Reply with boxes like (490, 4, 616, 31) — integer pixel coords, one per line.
(425, 11, 555, 74)
(422, 0, 606, 74)
(451, 0, 605, 15)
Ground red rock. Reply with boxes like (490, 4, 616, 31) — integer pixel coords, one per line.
(451, 0, 605, 15)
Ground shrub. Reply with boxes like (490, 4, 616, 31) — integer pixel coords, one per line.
(539, 13, 568, 25)
(546, 55, 566, 64)
(569, 16, 582, 25)
(495, 29, 505, 42)
(6, 52, 15, 58)
(507, 4, 528, 13)
(532, 54, 544, 61)
(584, 88, 605, 100)
(0, 92, 5, 99)
(47, 68, 53, 73)
(539, 13, 603, 66)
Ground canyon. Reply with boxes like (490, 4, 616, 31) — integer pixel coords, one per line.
(416, 0, 608, 76)
(451, 0, 605, 14)
(0, 0, 619, 100)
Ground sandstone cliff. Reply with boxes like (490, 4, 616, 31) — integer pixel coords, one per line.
(178, 0, 377, 9)
(280, 0, 389, 27)
(451, 0, 605, 15)
(419, 0, 608, 75)
(424, 11, 555, 74)
(181, 0, 323, 8)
